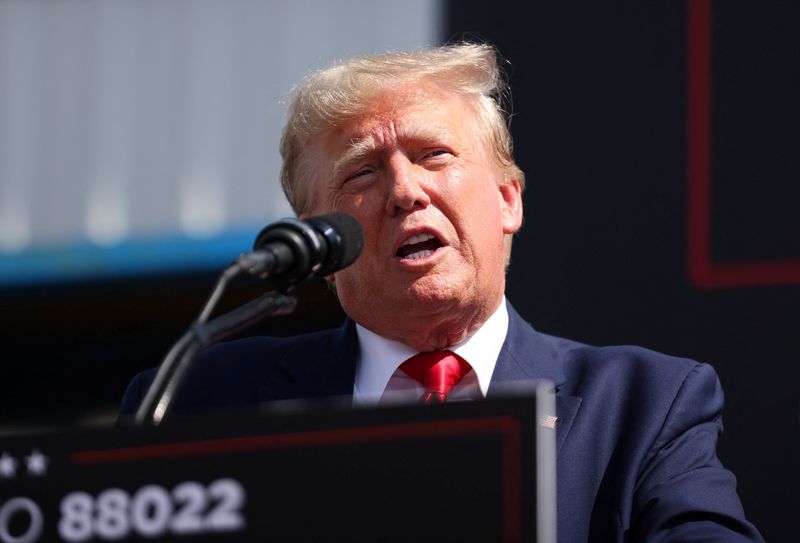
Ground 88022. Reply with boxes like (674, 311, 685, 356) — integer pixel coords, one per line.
(57, 479, 245, 542)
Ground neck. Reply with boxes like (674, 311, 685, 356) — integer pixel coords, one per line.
(363, 295, 504, 352)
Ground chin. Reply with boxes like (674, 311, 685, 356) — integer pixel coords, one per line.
(402, 280, 468, 313)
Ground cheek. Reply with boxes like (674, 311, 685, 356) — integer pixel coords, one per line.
(329, 186, 387, 221)
(328, 190, 358, 212)
(438, 166, 467, 193)
(337, 236, 379, 282)
(332, 263, 372, 311)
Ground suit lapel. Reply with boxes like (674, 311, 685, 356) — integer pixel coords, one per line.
(258, 320, 359, 403)
(487, 302, 583, 457)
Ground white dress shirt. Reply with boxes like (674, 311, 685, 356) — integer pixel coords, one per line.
(352, 298, 510, 406)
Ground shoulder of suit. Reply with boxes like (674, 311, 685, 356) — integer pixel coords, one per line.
(197, 327, 344, 369)
(538, 331, 710, 384)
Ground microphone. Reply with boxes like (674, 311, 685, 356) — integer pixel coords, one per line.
(134, 213, 362, 425)
(237, 213, 363, 285)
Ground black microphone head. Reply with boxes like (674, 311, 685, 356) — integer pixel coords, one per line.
(252, 217, 322, 285)
(306, 212, 363, 276)
(250, 213, 363, 287)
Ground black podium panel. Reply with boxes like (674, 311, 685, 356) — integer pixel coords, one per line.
(0, 395, 553, 542)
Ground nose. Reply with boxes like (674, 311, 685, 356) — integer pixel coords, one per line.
(384, 155, 430, 216)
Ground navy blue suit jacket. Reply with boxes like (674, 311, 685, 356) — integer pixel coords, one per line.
(121, 303, 763, 542)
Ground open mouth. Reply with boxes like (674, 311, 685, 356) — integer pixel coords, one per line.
(396, 232, 444, 260)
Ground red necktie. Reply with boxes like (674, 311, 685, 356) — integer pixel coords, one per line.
(398, 350, 471, 404)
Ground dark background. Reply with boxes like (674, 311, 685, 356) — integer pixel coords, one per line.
(1, 1, 797, 541)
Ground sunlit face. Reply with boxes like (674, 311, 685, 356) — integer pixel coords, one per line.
(303, 82, 523, 350)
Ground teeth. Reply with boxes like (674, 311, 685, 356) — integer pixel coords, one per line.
(405, 249, 433, 260)
(402, 233, 434, 247)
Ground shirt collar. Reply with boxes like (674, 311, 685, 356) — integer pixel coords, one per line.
(353, 298, 509, 404)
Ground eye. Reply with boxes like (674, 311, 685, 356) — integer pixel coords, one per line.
(348, 167, 373, 180)
(417, 148, 454, 168)
(342, 166, 376, 186)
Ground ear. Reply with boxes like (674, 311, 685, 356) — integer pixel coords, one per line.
(498, 177, 523, 234)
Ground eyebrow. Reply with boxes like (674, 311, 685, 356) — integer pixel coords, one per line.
(330, 125, 454, 179)
(331, 134, 380, 180)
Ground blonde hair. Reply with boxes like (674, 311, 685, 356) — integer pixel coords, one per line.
(280, 42, 525, 214)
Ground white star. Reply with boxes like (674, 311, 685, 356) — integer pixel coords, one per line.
(0, 452, 17, 479)
(25, 449, 48, 476)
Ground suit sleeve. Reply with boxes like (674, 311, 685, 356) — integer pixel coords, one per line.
(630, 362, 764, 542)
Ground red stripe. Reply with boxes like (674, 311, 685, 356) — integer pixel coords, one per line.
(686, 0, 713, 287)
(686, 0, 800, 288)
(695, 261, 800, 288)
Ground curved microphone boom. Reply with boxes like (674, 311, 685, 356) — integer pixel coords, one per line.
(236, 212, 364, 286)
(134, 212, 363, 425)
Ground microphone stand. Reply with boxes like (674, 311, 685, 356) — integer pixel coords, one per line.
(132, 211, 363, 426)
(134, 263, 297, 426)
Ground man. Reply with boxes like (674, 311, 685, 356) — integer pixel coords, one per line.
(121, 43, 763, 541)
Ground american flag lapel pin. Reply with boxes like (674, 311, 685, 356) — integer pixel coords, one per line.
(537, 415, 559, 429)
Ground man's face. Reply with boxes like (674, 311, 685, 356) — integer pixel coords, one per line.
(304, 82, 523, 350)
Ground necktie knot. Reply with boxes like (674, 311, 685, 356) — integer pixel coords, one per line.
(398, 350, 471, 404)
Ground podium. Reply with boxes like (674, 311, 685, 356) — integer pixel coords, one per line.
(0, 389, 555, 542)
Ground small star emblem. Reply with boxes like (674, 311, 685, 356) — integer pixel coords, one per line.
(25, 449, 48, 476)
(0, 452, 17, 479)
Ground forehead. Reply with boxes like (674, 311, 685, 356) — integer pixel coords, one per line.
(325, 82, 478, 157)
(297, 82, 483, 213)
(354, 83, 471, 130)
